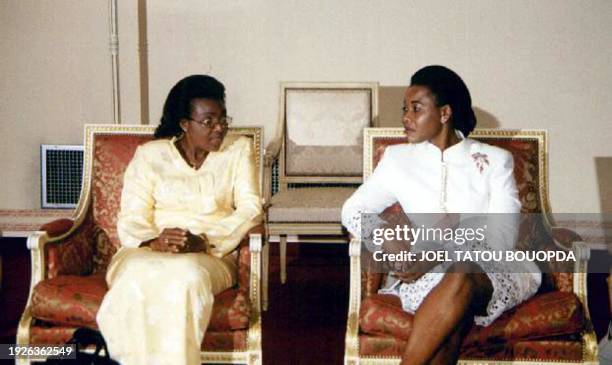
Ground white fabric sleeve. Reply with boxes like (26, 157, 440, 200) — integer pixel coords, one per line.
(208, 138, 263, 257)
(341, 151, 397, 240)
(485, 150, 521, 251)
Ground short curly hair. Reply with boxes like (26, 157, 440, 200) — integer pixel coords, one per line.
(154, 75, 226, 139)
(410, 65, 477, 137)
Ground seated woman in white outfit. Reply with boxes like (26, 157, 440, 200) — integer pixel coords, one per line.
(96, 75, 262, 365)
(342, 65, 541, 365)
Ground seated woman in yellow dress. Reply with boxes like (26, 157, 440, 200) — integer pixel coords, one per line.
(96, 75, 263, 365)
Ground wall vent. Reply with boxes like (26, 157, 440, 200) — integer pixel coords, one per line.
(41, 145, 84, 208)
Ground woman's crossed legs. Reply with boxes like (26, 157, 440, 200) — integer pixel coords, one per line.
(400, 262, 493, 365)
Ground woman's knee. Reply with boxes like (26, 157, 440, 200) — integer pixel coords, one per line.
(443, 275, 474, 305)
(445, 263, 479, 292)
(445, 263, 493, 313)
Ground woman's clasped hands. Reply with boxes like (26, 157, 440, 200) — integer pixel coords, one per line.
(150, 228, 211, 253)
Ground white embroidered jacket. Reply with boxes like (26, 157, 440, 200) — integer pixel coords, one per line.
(341, 134, 544, 265)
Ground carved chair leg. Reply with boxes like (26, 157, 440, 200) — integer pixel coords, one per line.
(262, 240, 270, 311)
(280, 236, 287, 284)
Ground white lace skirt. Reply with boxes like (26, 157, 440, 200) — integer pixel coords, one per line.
(380, 270, 541, 327)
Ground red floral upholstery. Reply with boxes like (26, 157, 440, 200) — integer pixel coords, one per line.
(29, 323, 249, 353)
(359, 291, 585, 350)
(209, 289, 251, 331)
(31, 275, 107, 329)
(547, 228, 582, 292)
(45, 215, 97, 279)
(29, 323, 249, 354)
(360, 332, 583, 361)
(486, 139, 541, 214)
(360, 294, 412, 340)
(511, 340, 583, 361)
(462, 291, 585, 347)
(91, 226, 116, 274)
(40, 219, 75, 237)
(359, 335, 407, 357)
(459, 339, 583, 361)
(30, 276, 251, 336)
(30, 325, 78, 345)
(361, 272, 383, 299)
(550, 273, 574, 293)
(459, 342, 513, 360)
(92, 135, 149, 250)
(237, 240, 252, 293)
(202, 330, 247, 351)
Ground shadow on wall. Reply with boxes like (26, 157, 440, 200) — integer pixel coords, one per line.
(378, 86, 404, 127)
(595, 157, 612, 254)
(473, 107, 501, 129)
(596, 157, 612, 214)
(378, 86, 502, 129)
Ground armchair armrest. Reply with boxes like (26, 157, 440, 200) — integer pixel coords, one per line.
(551, 227, 583, 249)
(541, 226, 586, 293)
(263, 137, 282, 168)
(345, 238, 363, 363)
(248, 228, 263, 313)
(236, 224, 264, 312)
(40, 218, 75, 238)
(36, 216, 97, 280)
(262, 137, 283, 206)
(568, 241, 599, 362)
(24, 218, 76, 286)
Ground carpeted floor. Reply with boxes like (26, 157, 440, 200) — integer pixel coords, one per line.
(262, 243, 349, 365)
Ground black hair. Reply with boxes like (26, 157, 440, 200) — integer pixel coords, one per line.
(154, 75, 226, 139)
(410, 65, 477, 136)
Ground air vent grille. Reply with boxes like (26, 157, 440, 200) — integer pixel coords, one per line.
(41, 145, 84, 208)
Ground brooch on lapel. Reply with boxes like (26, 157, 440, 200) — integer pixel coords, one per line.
(471, 152, 489, 173)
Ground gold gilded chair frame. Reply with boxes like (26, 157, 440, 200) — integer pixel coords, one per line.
(263, 82, 379, 310)
(344, 128, 599, 365)
(17, 124, 264, 365)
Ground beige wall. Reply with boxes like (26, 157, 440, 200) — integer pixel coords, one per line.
(1, 0, 611, 213)
(0, 0, 112, 209)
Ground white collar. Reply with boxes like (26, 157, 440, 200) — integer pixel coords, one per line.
(417, 130, 472, 160)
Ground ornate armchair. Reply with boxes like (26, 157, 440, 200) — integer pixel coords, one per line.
(344, 128, 599, 364)
(17, 125, 264, 365)
(263, 82, 378, 310)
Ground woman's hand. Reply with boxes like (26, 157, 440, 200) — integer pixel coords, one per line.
(433, 213, 460, 230)
(391, 259, 436, 283)
(389, 251, 445, 283)
(150, 228, 208, 253)
(393, 271, 426, 283)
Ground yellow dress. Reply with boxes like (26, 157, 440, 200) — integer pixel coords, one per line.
(96, 135, 262, 365)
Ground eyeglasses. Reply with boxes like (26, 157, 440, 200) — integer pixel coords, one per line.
(188, 116, 232, 129)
